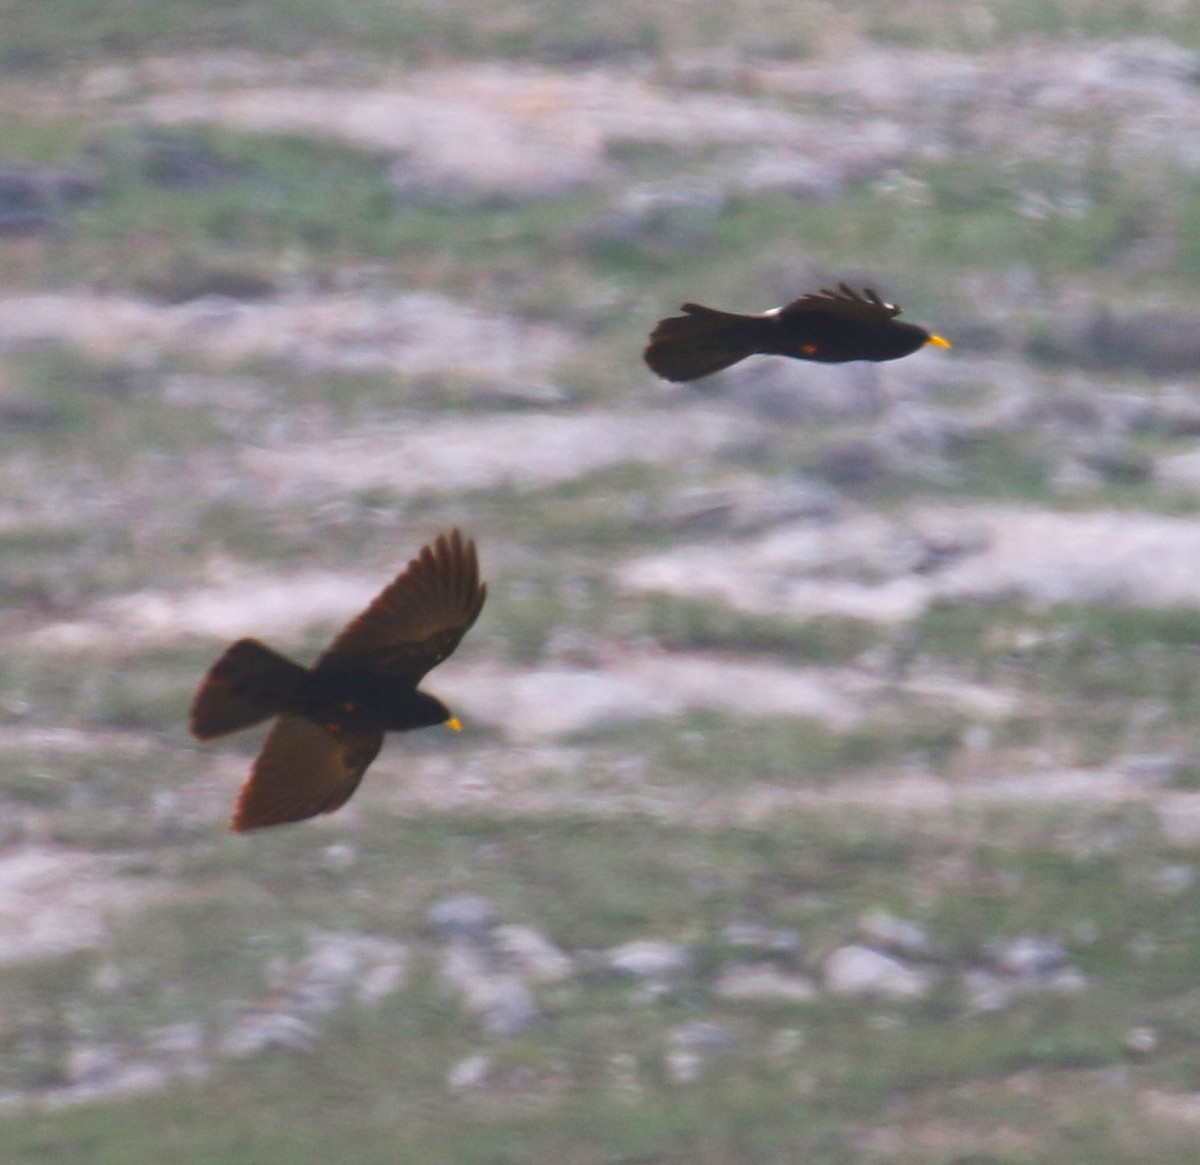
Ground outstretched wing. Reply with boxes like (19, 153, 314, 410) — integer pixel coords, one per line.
(315, 528, 487, 685)
(230, 715, 383, 832)
(780, 283, 901, 322)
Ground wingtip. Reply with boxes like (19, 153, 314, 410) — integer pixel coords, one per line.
(228, 787, 263, 833)
(228, 804, 255, 833)
(432, 527, 473, 557)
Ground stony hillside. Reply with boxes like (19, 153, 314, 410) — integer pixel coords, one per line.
(4, 6, 1200, 1163)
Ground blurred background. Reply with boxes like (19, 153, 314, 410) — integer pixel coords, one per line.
(4, 2, 1200, 1161)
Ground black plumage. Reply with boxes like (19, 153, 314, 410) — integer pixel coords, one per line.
(644, 283, 950, 382)
(190, 529, 486, 832)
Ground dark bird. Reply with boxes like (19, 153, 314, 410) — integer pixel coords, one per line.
(190, 529, 486, 832)
(643, 283, 951, 382)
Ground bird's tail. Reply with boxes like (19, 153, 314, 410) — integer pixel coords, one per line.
(643, 302, 770, 383)
(190, 638, 308, 740)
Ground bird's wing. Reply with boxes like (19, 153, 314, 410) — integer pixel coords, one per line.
(230, 714, 383, 832)
(315, 529, 486, 686)
(780, 283, 901, 321)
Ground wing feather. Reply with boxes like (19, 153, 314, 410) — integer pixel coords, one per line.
(230, 715, 383, 832)
(315, 529, 486, 685)
(781, 283, 901, 321)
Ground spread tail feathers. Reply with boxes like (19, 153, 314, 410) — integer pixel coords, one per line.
(643, 302, 768, 383)
(189, 639, 307, 740)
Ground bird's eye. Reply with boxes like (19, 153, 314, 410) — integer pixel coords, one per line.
(341, 701, 356, 713)
(802, 343, 818, 356)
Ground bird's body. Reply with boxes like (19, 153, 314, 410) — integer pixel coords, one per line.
(644, 283, 950, 382)
(190, 529, 486, 832)
(289, 667, 452, 735)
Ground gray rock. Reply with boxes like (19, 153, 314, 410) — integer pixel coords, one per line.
(653, 486, 737, 533)
(66, 1043, 124, 1087)
(506, 668, 678, 742)
(440, 936, 497, 1001)
(145, 1022, 206, 1060)
(492, 924, 574, 984)
(1072, 441, 1152, 488)
(479, 979, 544, 1039)
(731, 478, 841, 532)
(961, 969, 1014, 1014)
(290, 931, 408, 1012)
(650, 478, 840, 537)
(90, 962, 126, 994)
(0, 398, 67, 432)
(1157, 397, 1200, 438)
(319, 842, 358, 872)
(729, 361, 886, 424)
(988, 935, 1069, 979)
(1050, 457, 1104, 495)
(590, 182, 727, 246)
(541, 628, 608, 667)
(1124, 1025, 1159, 1056)
(440, 938, 544, 1038)
(668, 1020, 738, 1051)
(1045, 966, 1089, 993)
(476, 379, 573, 409)
(768, 1028, 806, 1064)
(46, 1060, 174, 1107)
(447, 1051, 492, 1091)
(1154, 448, 1200, 496)
(721, 922, 801, 953)
(664, 1021, 737, 1084)
(824, 945, 932, 1001)
(604, 939, 692, 980)
(815, 439, 895, 488)
(733, 150, 845, 202)
(664, 1048, 704, 1083)
(127, 129, 243, 189)
(427, 894, 497, 938)
(857, 909, 932, 959)
(0, 161, 103, 237)
(1015, 389, 1158, 436)
(1151, 864, 1196, 894)
(878, 404, 974, 458)
(871, 168, 933, 207)
(1121, 754, 1193, 785)
(1104, 37, 1200, 85)
(388, 140, 602, 206)
(219, 1013, 319, 1059)
(713, 962, 817, 1003)
(1037, 309, 1200, 375)
(962, 961, 1089, 1014)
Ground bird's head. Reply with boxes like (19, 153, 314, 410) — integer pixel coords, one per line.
(890, 324, 951, 360)
(411, 690, 462, 732)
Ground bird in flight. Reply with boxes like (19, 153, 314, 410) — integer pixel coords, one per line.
(190, 529, 486, 832)
(644, 283, 951, 382)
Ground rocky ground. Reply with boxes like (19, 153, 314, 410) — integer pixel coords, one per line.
(4, 10, 1200, 1163)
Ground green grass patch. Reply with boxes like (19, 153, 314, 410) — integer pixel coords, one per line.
(903, 599, 1200, 766)
(640, 595, 882, 662)
(0, 0, 468, 72)
(4, 808, 1200, 1163)
(582, 706, 967, 789)
(3, 0, 1197, 77)
(81, 128, 405, 266)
